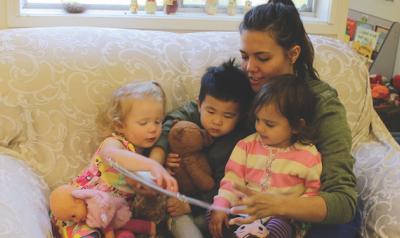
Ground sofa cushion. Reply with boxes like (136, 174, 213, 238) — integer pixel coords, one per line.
(311, 35, 371, 147)
(0, 154, 51, 238)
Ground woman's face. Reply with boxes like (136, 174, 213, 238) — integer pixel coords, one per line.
(240, 30, 295, 92)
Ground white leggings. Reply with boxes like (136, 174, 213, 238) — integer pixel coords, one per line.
(169, 214, 205, 238)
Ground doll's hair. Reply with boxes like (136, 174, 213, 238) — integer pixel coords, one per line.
(97, 81, 166, 137)
(251, 74, 317, 145)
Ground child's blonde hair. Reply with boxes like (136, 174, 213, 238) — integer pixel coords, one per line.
(97, 81, 166, 137)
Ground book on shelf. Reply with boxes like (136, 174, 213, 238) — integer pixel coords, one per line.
(353, 27, 380, 59)
(345, 17, 391, 66)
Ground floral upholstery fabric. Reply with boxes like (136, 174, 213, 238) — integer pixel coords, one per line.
(0, 27, 399, 238)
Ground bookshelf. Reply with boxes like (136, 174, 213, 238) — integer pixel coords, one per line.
(347, 9, 400, 79)
(347, 9, 400, 136)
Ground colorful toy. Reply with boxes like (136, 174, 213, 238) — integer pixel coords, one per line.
(165, 0, 178, 14)
(227, 0, 237, 15)
(243, 0, 252, 14)
(145, 0, 157, 14)
(50, 185, 116, 238)
(168, 120, 215, 195)
(369, 74, 383, 85)
(371, 84, 390, 100)
(129, 0, 138, 13)
(50, 185, 156, 238)
(392, 74, 400, 91)
(205, 0, 218, 15)
(234, 220, 269, 238)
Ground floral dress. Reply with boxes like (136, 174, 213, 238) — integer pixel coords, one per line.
(52, 134, 139, 238)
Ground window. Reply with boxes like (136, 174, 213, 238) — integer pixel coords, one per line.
(8, 0, 348, 39)
(23, 0, 314, 12)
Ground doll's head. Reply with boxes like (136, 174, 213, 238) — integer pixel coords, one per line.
(98, 81, 166, 149)
(49, 184, 87, 223)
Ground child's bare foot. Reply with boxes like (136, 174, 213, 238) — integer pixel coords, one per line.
(149, 222, 157, 238)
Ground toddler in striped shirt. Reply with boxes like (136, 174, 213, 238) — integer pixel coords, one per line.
(210, 74, 322, 238)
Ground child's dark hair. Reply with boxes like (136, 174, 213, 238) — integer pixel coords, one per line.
(239, 0, 319, 81)
(251, 74, 317, 145)
(199, 58, 254, 115)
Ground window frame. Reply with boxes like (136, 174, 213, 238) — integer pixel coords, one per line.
(6, 0, 348, 39)
(21, 0, 315, 12)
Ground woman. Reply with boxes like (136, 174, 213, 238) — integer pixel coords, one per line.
(222, 0, 360, 237)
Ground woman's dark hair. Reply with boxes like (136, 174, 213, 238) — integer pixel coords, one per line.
(239, 0, 319, 80)
(251, 74, 317, 145)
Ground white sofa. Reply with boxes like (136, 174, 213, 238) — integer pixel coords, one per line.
(0, 27, 399, 238)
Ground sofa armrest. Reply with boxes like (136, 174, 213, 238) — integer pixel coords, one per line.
(0, 154, 52, 238)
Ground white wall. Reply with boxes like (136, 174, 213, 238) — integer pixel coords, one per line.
(0, 0, 6, 28)
(349, 0, 400, 75)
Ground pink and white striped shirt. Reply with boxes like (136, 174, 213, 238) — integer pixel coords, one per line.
(213, 133, 322, 209)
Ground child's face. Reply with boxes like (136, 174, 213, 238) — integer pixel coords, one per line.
(255, 103, 293, 148)
(198, 95, 240, 138)
(116, 98, 164, 150)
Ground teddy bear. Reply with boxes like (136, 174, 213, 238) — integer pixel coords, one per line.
(168, 120, 215, 195)
(49, 184, 156, 238)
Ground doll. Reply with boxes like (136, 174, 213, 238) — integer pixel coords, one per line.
(145, 0, 157, 14)
(205, 0, 218, 15)
(226, 0, 236, 16)
(165, 0, 178, 14)
(130, 0, 139, 14)
(50, 185, 156, 238)
(243, 0, 252, 14)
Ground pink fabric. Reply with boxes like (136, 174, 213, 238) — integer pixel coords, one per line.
(122, 219, 152, 235)
(72, 189, 131, 229)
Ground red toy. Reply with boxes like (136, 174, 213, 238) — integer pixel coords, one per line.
(370, 74, 383, 85)
(392, 74, 400, 91)
(372, 84, 390, 100)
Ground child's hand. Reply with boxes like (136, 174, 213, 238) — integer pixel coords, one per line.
(209, 211, 229, 238)
(165, 153, 180, 175)
(148, 160, 178, 192)
(166, 197, 191, 217)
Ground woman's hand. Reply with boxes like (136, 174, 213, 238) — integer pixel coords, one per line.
(165, 153, 180, 175)
(209, 211, 228, 238)
(166, 197, 191, 217)
(147, 159, 178, 192)
(229, 185, 287, 225)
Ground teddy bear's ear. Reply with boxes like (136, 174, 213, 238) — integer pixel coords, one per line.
(200, 130, 214, 147)
(171, 119, 180, 127)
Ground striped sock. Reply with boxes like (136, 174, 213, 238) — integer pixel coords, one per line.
(265, 217, 292, 238)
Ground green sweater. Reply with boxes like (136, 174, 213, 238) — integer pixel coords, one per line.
(156, 79, 357, 224)
(307, 78, 357, 224)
